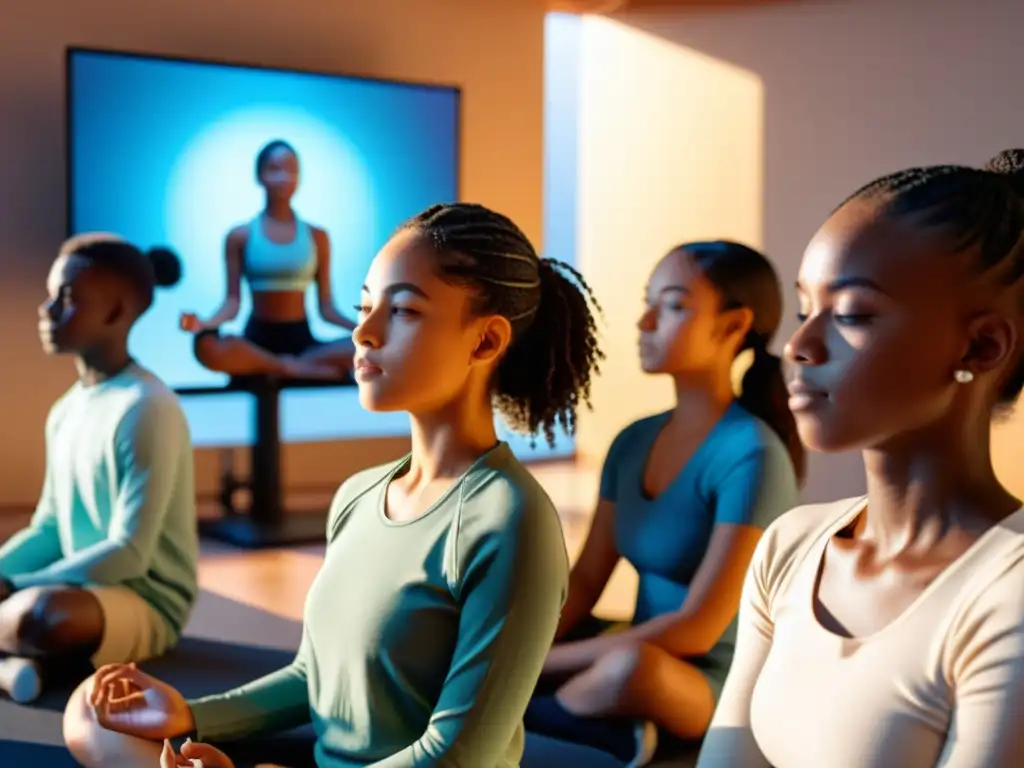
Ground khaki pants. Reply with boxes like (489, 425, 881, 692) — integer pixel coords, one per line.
(86, 586, 174, 667)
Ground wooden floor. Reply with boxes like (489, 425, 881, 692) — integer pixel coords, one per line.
(197, 460, 638, 622)
(0, 460, 637, 623)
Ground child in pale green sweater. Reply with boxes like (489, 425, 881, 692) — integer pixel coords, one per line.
(0, 235, 197, 704)
(64, 203, 603, 768)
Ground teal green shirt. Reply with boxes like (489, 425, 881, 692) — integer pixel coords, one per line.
(188, 443, 569, 767)
(0, 364, 198, 638)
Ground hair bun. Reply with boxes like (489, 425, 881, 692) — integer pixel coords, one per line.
(984, 149, 1024, 196)
(147, 247, 182, 288)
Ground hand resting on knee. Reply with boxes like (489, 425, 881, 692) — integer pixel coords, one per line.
(64, 664, 193, 767)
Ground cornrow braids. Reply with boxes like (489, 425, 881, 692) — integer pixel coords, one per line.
(400, 203, 604, 445)
(841, 149, 1024, 404)
(841, 152, 1024, 282)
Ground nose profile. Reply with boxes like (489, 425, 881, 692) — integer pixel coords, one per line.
(352, 310, 379, 350)
(637, 306, 656, 332)
(783, 315, 826, 365)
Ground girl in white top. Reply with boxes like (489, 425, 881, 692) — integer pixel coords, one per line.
(697, 149, 1024, 768)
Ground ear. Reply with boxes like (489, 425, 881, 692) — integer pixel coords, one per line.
(717, 306, 754, 344)
(960, 312, 1017, 377)
(470, 315, 512, 368)
(104, 296, 129, 327)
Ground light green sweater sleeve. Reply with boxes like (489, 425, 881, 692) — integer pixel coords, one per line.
(9, 396, 189, 590)
(187, 627, 313, 742)
(0, 405, 64, 577)
(372, 492, 569, 767)
(0, 476, 62, 578)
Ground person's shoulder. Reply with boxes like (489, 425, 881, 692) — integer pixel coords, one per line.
(754, 497, 865, 589)
(326, 459, 405, 539)
(710, 403, 784, 458)
(460, 445, 558, 527)
(607, 411, 670, 456)
(700, 405, 796, 490)
(450, 445, 566, 559)
(948, 512, 1024, 642)
(941, 518, 1024, 687)
(762, 497, 862, 552)
(226, 224, 251, 249)
(621, 411, 671, 438)
(337, 461, 399, 500)
(114, 369, 189, 435)
(452, 444, 569, 579)
(45, 382, 81, 431)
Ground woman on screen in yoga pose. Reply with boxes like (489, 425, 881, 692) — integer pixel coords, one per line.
(63, 202, 604, 768)
(181, 139, 358, 381)
(697, 150, 1024, 768)
(525, 242, 803, 765)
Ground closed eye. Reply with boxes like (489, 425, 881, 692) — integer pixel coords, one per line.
(796, 311, 874, 326)
(834, 313, 874, 326)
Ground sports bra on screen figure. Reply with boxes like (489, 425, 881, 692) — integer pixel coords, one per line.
(243, 214, 317, 292)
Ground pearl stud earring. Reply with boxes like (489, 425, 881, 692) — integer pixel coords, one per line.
(954, 369, 974, 384)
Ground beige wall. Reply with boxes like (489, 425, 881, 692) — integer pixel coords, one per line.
(613, 0, 1024, 502)
(0, 0, 545, 508)
(571, 16, 764, 466)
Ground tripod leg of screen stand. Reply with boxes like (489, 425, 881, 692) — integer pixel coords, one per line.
(199, 385, 328, 548)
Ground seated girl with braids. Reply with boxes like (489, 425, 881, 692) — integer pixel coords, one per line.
(698, 150, 1024, 768)
(0, 235, 197, 705)
(62, 202, 605, 768)
(525, 242, 802, 765)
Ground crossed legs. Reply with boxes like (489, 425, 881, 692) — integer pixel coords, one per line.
(194, 334, 355, 381)
(527, 630, 716, 762)
(555, 642, 716, 739)
(0, 586, 104, 701)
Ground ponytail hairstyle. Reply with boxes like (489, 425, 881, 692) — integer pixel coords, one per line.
(840, 149, 1024, 410)
(398, 203, 605, 446)
(60, 233, 182, 316)
(679, 241, 806, 484)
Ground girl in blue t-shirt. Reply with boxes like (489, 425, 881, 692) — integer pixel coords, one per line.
(526, 241, 804, 765)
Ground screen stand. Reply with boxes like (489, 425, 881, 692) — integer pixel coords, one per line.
(196, 378, 329, 549)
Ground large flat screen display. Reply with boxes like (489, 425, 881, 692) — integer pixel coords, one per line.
(67, 49, 572, 460)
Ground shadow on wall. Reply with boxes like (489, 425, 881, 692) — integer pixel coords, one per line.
(609, 0, 1024, 502)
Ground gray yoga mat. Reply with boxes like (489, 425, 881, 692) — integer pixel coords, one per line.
(0, 589, 689, 767)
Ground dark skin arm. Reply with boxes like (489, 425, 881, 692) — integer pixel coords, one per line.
(181, 227, 245, 332)
(554, 498, 620, 642)
(544, 524, 763, 675)
(312, 227, 357, 331)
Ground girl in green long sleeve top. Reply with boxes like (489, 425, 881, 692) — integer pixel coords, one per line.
(66, 202, 605, 768)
